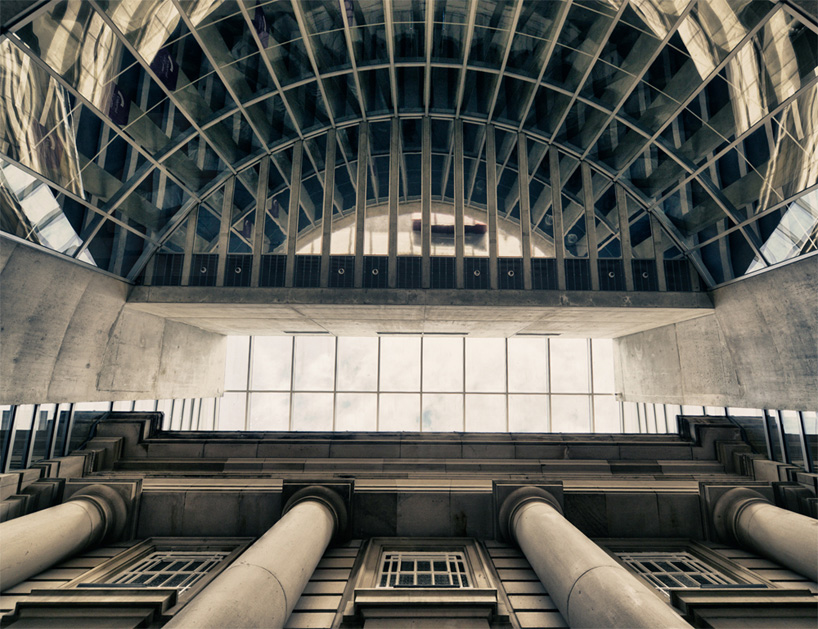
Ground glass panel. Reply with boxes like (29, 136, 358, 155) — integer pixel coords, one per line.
(594, 395, 620, 433)
(379, 393, 420, 431)
(508, 395, 548, 432)
(250, 337, 293, 390)
(337, 337, 379, 391)
(465, 394, 505, 432)
(218, 393, 246, 430)
(550, 339, 590, 393)
(293, 336, 336, 391)
(551, 395, 591, 432)
(224, 336, 250, 390)
(291, 393, 333, 430)
(422, 337, 463, 393)
(248, 392, 290, 431)
(380, 337, 421, 392)
(780, 410, 805, 468)
(591, 339, 615, 394)
(507, 338, 548, 393)
(335, 393, 377, 431)
(465, 338, 506, 392)
(422, 394, 462, 432)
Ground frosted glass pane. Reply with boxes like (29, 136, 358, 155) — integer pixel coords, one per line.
(622, 402, 640, 432)
(199, 398, 216, 430)
(508, 395, 548, 432)
(422, 394, 463, 431)
(465, 394, 506, 431)
(293, 337, 336, 391)
(224, 336, 250, 390)
(593, 396, 620, 432)
(291, 393, 333, 430)
(248, 393, 290, 430)
(508, 338, 547, 393)
(218, 393, 246, 430)
(591, 339, 615, 393)
(550, 339, 590, 393)
(379, 394, 420, 431)
(336, 393, 377, 431)
(423, 337, 464, 392)
(551, 395, 591, 432)
(465, 338, 506, 392)
(250, 337, 293, 390)
(380, 337, 421, 391)
(337, 337, 379, 391)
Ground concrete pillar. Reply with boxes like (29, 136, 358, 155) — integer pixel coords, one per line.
(713, 487, 818, 581)
(166, 486, 347, 629)
(0, 484, 128, 590)
(499, 488, 690, 629)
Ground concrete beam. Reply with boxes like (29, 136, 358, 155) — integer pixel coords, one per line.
(0, 235, 226, 405)
(614, 256, 818, 411)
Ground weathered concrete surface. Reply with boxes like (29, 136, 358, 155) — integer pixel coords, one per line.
(615, 256, 818, 410)
(0, 236, 226, 404)
(128, 286, 714, 338)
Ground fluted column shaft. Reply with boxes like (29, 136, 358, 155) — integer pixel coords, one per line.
(0, 484, 127, 591)
(714, 487, 818, 581)
(501, 488, 691, 629)
(166, 487, 346, 629)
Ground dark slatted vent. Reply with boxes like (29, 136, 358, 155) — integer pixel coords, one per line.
(329, 256, 354, 288)
(259, 255, 286, 287)
(396, 257, 421, 288)
(295, 255, 321, 288)
(498, 258, 523, 289)
(152, 253, 183, 286)
(632, 259, 659, 291)
(189, 254, 218, 286)
(430, 257, 455, 289)
(665, 259, 693, 292)
(598, 259, 625, 291)
(224, 254, 252, 287)
(565, 258, 591, 290)
(464, 258, 489, 289)
(365, 256, 389, 288)
(531, 258, 558, 290)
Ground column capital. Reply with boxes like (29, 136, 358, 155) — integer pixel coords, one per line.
(712, 486, 771, 545)
(498, 486, 562, 542)
(68, 484, 129, 543)
(283, 485, 348, 539)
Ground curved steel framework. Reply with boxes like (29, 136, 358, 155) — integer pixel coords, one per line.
(0, 0, 816, 289)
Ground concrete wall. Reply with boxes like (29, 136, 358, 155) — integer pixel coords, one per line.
(0, 236, 226, 404)
(614, 256, 818, 411)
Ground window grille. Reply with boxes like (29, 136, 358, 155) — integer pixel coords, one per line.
(378, 552, 471, 588)
(101, 551, 231, 593)
(618, 551, 738, 595)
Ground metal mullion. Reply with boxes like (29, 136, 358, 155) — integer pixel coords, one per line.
(245, 337, 253, 431)
(383, 0, 400, 116)
(338, 0, 369, 124)
(22, 405, 40, 468)
(546, 1, 629, 146)
(423, 0, 435, 114)
(46, 404, 62, 460)
(453, 0, 479, 118)
(517, 133, 533, 289)
(320, 129, 338, 287)
(288, 339, 296, 431)
(615, 183, 635, 291)
(170, 0, 271, 154)
(289, 0, 337, 128)
(61, 404, 77, 457)
(388, 118, 400, 287)
(251, 157, 271, 286)
(353, 123, 369, 287)
(215, 176, 236, 287)
(650, 213, 667, 291)
(514, 0, 572, 133)
(85, 1, 241, 180)
(332, 337, 339, 431)
(578, 0, 697, 161)
(376, 338, 381, 431)
(485, 0, 525, 124)
(797, 412, 813, 473)
(610, 4, 783, 181)
(454, 120, 465, 288)
(285, 140, 305, 287)
(485, 124, 499, 289)
(421, 116, 432, 287)
(1, 406, 17, 473)
(419, 337, 424, 432)
(773, 410, 788, 463)
(581, 162, 599, 290)
(549, 148, 566, 290)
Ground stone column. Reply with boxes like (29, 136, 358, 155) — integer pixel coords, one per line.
(713, 487, 818, 581)
(166, 486, 347, 629)
(499, 488, 691, 629)
(0, 484, 128, 591)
